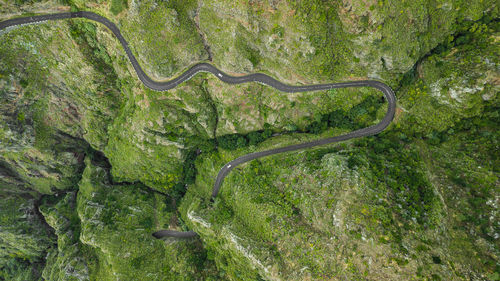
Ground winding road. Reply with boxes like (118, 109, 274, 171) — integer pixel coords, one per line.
(0, 11, 396, 239)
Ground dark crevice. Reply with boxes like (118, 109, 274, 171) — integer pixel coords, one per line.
(87, 148, 111, 169)
(193, 4, 213, 62)
(395, 14, 499, 93)
(0, 160, 27, 192)
(211, 93, 384, 152)
(380, 57, 387, 70)
(31, 195, 58, 280)
(86, 147, 173, 198)
(166, 78, 219, 204)
(33, 196, 56, 239)
(1, 8, 498, 280)
(200, 78, 219, 146)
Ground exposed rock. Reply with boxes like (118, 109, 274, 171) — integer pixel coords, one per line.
(0, 0, 498, 280)
(40, 192, 91, 281)
(76, 157, 222, 280)
(0, 194, 54, 278)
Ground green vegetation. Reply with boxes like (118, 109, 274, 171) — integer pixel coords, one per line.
(110, 0, 127, 15)
(178, 14, 499, 280)
(72, 157, 222, 280)
(0, 195, 54, 280)
(117, 0, 207, 78)
(290, 0, 352, 78)
(69, 20, 119, 92)
(217, 125, 272, 150)
(1, 0, 498, 280)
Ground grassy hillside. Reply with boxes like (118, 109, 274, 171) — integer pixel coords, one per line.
(0, 0, 498, 280)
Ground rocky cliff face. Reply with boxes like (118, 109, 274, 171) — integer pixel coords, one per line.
(0, 0, 498, 280)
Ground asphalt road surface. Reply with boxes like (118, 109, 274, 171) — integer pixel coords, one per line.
(1, 12, 396, 239)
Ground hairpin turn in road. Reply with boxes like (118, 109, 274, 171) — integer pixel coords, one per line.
(1, 11, 396, 239)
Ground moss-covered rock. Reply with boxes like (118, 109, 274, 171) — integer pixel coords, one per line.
(40, 192, 92, 281)
(104, 76, 217, 191)
(398, 28, 499, 135)
(337, 0, 498, 81)
(0, 14, 126, 193)
(180, 132, 497, 280)
(0, 194, 54, 279)
(177, 16, 499, 281)
(0, 0, 67, 19)
(76, 157, 222, 280)
(0, 0, 499, 280)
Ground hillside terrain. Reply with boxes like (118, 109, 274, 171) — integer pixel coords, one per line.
(0, 0, 498, 280)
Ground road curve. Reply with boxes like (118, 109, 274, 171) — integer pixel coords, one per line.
(1, 12, 396, 239)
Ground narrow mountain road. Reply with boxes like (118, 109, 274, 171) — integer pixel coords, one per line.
(0, 12, 396, 239)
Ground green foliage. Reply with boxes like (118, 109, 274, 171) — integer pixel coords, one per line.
(110, 0, 127, 15)
(353, 132, 442, 228)
(39, 192, 95, 281)
(306, 95, 383, 134)
(16, 112, 25, 122)
(76, 158, 222, 280)
(271, 25, 285, 38)
(69, 20, 119, 92)
(0, 195, 55, 280)
(0, 258, 43, 281)
(215, 90, 383, 152)
(1, 1, 499, 280)
(235, 32, 261, 67)
(217, 134, 248, 150)
(429, 104, 499, 241)
(289, 0, 352, 77)
(119, 0, 207, 77)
